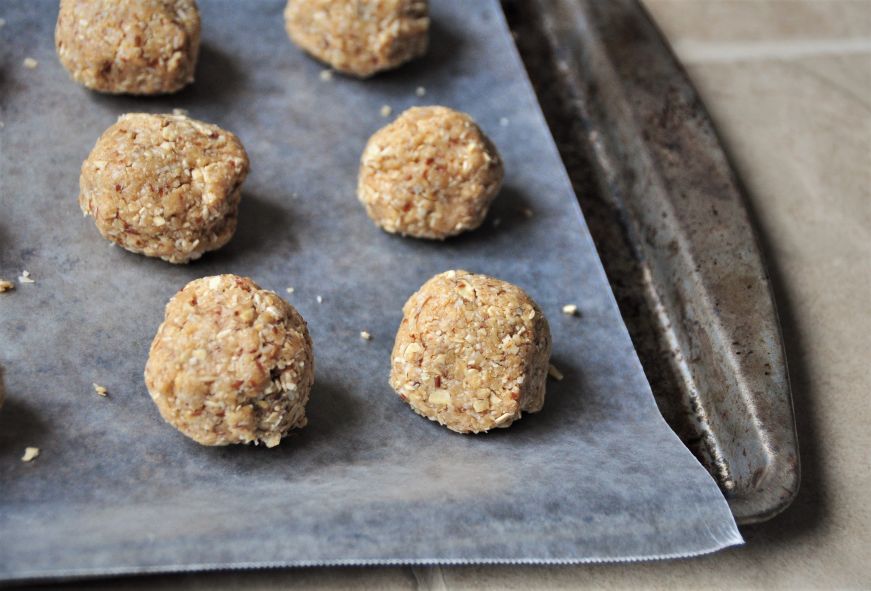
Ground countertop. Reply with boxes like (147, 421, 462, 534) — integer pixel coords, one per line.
(35, 1, 871, 589)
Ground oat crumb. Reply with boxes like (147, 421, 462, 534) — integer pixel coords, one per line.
(0, 279, 14, 292)
(360, 331, 372, 341)
(415, 86, 426, 97)
(93, 383, 108, 397)
(548, 363, 564, 381)
(18, 270, 34, 284)
(21, 447, 40, 462)
(319, 69, 333, 81)
(285, 287, 295, 294)
(380, 104, 392, 117)
(562, 304, 579, 316)
(23, 57, 38, 69)
(316, 295, 323, 304)
(499, 117, 509, 127)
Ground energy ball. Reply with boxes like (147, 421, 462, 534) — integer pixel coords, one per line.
(55, 0, 201, 95)
(390, 270, 551, 433)
(79, 113, 249, 264)
(358, 106, 504, 239)
(284, 0, 428, 78)
(145, 275, 315, 447)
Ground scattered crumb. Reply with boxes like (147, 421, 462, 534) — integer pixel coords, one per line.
(548, 363, 564, 381)
(380, 104, 392, 117)
(492, 217, 502, 228)
(18, 270, 34, 284)
(0, 18, 6, 28)
(499, 117, 509, 127)
(285, 287, 295, 294)
(21, 447, 40, 462)
(0, 279, 14, 293)
(415, 86, 426, 97)
(172, 108, 189, 117)
(319, 69, 333, 82)
(93, 383, 108, 397)
(23, 57, 38, 69)
(360, 331, 372, 341)
(0, 121, 4, 128)
(521, 208, 534, 219)
(316, 295, 323, 304)
(562, 304, 579, 316)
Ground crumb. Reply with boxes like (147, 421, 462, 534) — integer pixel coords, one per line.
(172, 108, 189, 117)
(0, 279, 14, 293)
(316, 295, 323, 304)
(18, 270, 34, 284)
(21, 447, 40, 462)
(521, 208, 534, 219)
(319, 69, 333, 81)
(93, 383, 108, 397)
(360, 331, 372, 341)
(415, 86, 426, 97)
(285, 287, 295, 294)
(492, 217, 502, 228)
(0, 18, 6, 28)
(548, 363, 564, 381)
(23, 57, 38, 69)
(380, 104, 392, 117)
(499, 117, 509, 127)
(562, 304, 579, 316)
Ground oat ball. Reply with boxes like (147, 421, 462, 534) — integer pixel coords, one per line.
(358, 107, 504, 239)
(145, 275, 315, 447)
(284, 0, 429, 78)
(79, 113, 250, 264)
(55, 0, 201, 95)
(390, 270, 551, 433)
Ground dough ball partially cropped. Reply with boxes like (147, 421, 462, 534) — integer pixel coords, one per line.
(390, 270, 551, 433)
(55, 0, 200, 95)
(145, 275, 315, 447)
(284, 0, 428, 78)
(358, 107, 504, 239)
(79, 113, 249, 264)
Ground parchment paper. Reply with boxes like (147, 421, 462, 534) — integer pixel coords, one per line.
(0, 0, 741, 581)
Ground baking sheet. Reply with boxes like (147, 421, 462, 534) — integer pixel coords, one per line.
(0, 0, 741, 581)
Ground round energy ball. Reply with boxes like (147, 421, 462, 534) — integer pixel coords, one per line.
(145, 275, 315, 447)
(358, 106, 504, 239)
(390, 270, 551, 433)
(55, 0, 201, 95)
(284, 0, 429, 78)
(79, 113, 250, 264)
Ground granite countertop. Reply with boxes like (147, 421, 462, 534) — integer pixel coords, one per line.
(38, 1, 870, 588)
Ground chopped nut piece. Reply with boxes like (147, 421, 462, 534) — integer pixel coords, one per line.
(319, 69, 333, 82)
(562, 304, 579, 316)
(428, 389, 451, 406)
(0, 279, 14, 292)
(285, 287, 295, 294)
(472, 399, 490, 412)
(548, 363, 564, 381)
(415, 86, 426, 97)
(93, 383, 108, 397)
(380, 104, 392, 118)
(18, 270, 34, 284)
(360, 331, 372, 341)
(23, 57, 38, 69)
(21, 447, 40, 462)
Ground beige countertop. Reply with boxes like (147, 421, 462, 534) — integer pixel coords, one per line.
(41, 1, 870, 589)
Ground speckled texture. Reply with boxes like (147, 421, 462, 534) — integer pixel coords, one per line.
(55, 0, 201, 94)
(79, 113, 249, 263)
(390, 271, 550, 433)
(284, 0, 428, 77)
(358, 107, 503, 239)
(0, 0, 738, 581)
(145, 275, 314, 447)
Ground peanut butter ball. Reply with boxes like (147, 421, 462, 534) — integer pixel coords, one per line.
(145, 275, 315, 447)
(79, 113, 249, 264)
(284, 0, 429, 77)
(55, 0, 201, 94)
(390, 270, 551, 433)
(358, 106, 504, 239)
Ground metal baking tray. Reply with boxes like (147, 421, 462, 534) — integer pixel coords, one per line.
(504, 0, 799, 523)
